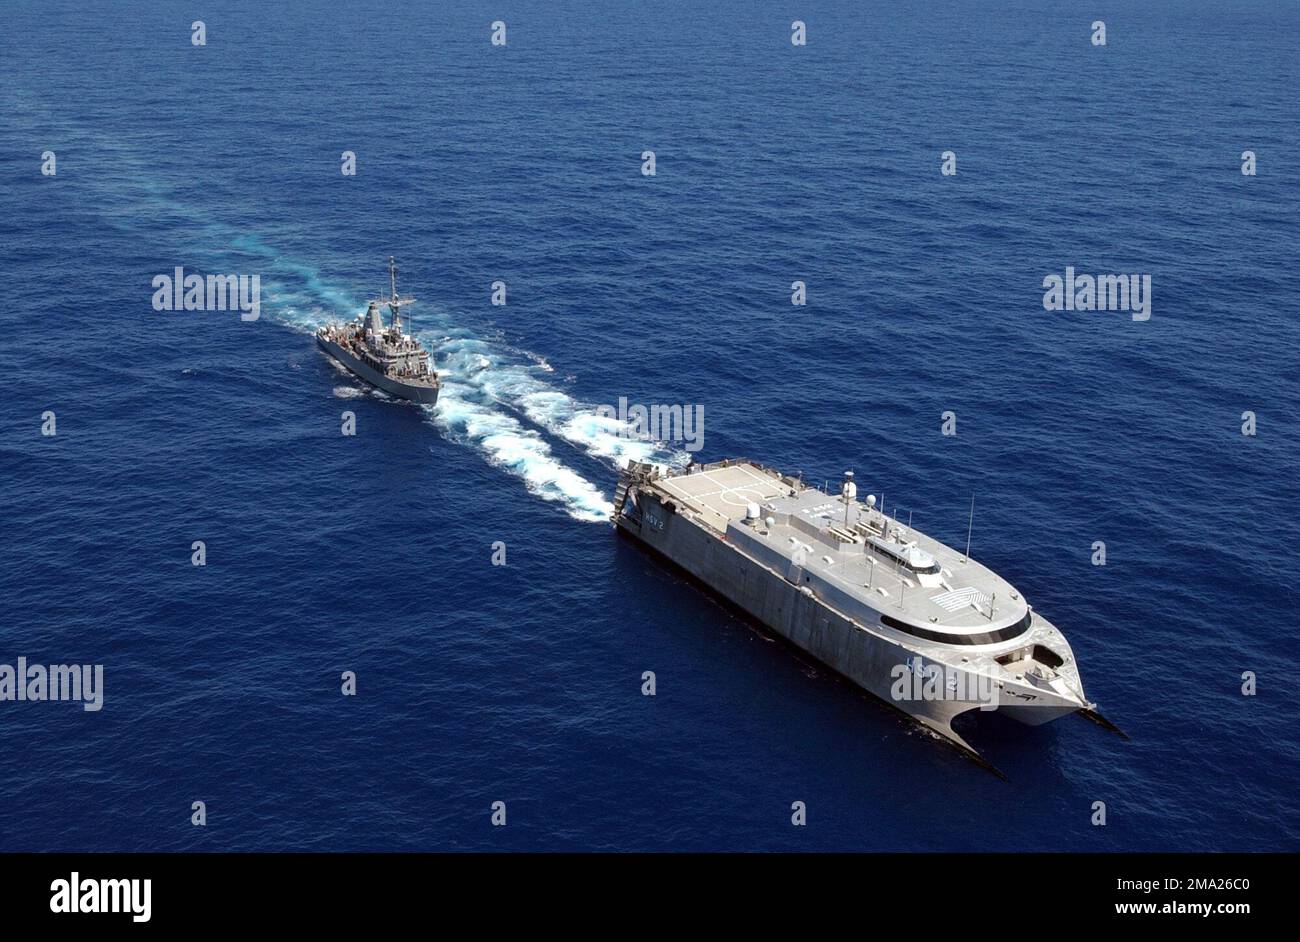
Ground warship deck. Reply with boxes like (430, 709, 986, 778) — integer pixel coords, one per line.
(656, 464, 793, 532)
(648, 461, 1030, 638)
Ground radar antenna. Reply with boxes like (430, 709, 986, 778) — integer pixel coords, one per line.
(375, 256, 416, 335)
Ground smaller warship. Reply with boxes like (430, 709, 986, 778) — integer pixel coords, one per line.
(315, 258, 440, 405)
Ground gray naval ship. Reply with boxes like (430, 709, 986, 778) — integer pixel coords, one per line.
(613, 458, 1122, 769)
(315, 258, 440, 405)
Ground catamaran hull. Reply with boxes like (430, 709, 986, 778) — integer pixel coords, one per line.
(317, 335, 439, 405)
(615, 488, 1084, 759)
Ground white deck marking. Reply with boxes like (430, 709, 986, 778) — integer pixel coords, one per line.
(658, 466, 787, 527)
(930, 587, 991, 612)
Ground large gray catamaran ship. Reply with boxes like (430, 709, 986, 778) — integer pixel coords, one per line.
(612, 458, 1121, 767)
(315, 258, 440, 405)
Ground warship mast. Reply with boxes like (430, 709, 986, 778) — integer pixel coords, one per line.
(384, 256, 415, 335)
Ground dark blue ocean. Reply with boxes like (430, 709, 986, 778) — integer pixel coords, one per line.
(3, 0, 1298, 851)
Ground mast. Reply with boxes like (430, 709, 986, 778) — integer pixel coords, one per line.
(841, 470, 856, 527)
(379, 256, 415, 336)
(388, 256, 400, 332)
(962, 495, 975, 564)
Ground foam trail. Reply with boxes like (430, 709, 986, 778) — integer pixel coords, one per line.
(263, 281, 616, 523)
(435, 374, 613, 523)
(99, 201, 616, 522)
(55, 144, 661, 522)
(444, 337, 690, 471)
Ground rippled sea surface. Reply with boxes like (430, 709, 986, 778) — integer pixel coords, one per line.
(2, 0, 1299, 850)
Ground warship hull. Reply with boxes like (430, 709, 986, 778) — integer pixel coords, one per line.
(616, 491, 982, 744)
(613, 460, 1100, 766)
(317, 335, 439, 405)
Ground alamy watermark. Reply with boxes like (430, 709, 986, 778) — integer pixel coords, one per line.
(0, 657, 103, 711)
(50, 872, 150, 922)
(596, 396, 704, 452)
(890, 657, 998, 710)
(152, 266, 261, 321)
(1042, 267, 1151, 321)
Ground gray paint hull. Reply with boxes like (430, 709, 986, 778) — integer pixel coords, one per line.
(616, 490, 1083, 760)
(317, 335, 439, 405)
(618, 493, 978, 741)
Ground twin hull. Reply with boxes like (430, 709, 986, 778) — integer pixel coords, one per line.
(618, 490, 1072, 753)
(317, 335, 439, 405)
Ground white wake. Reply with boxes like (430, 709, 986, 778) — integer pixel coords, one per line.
(257, 253, 684, 522)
